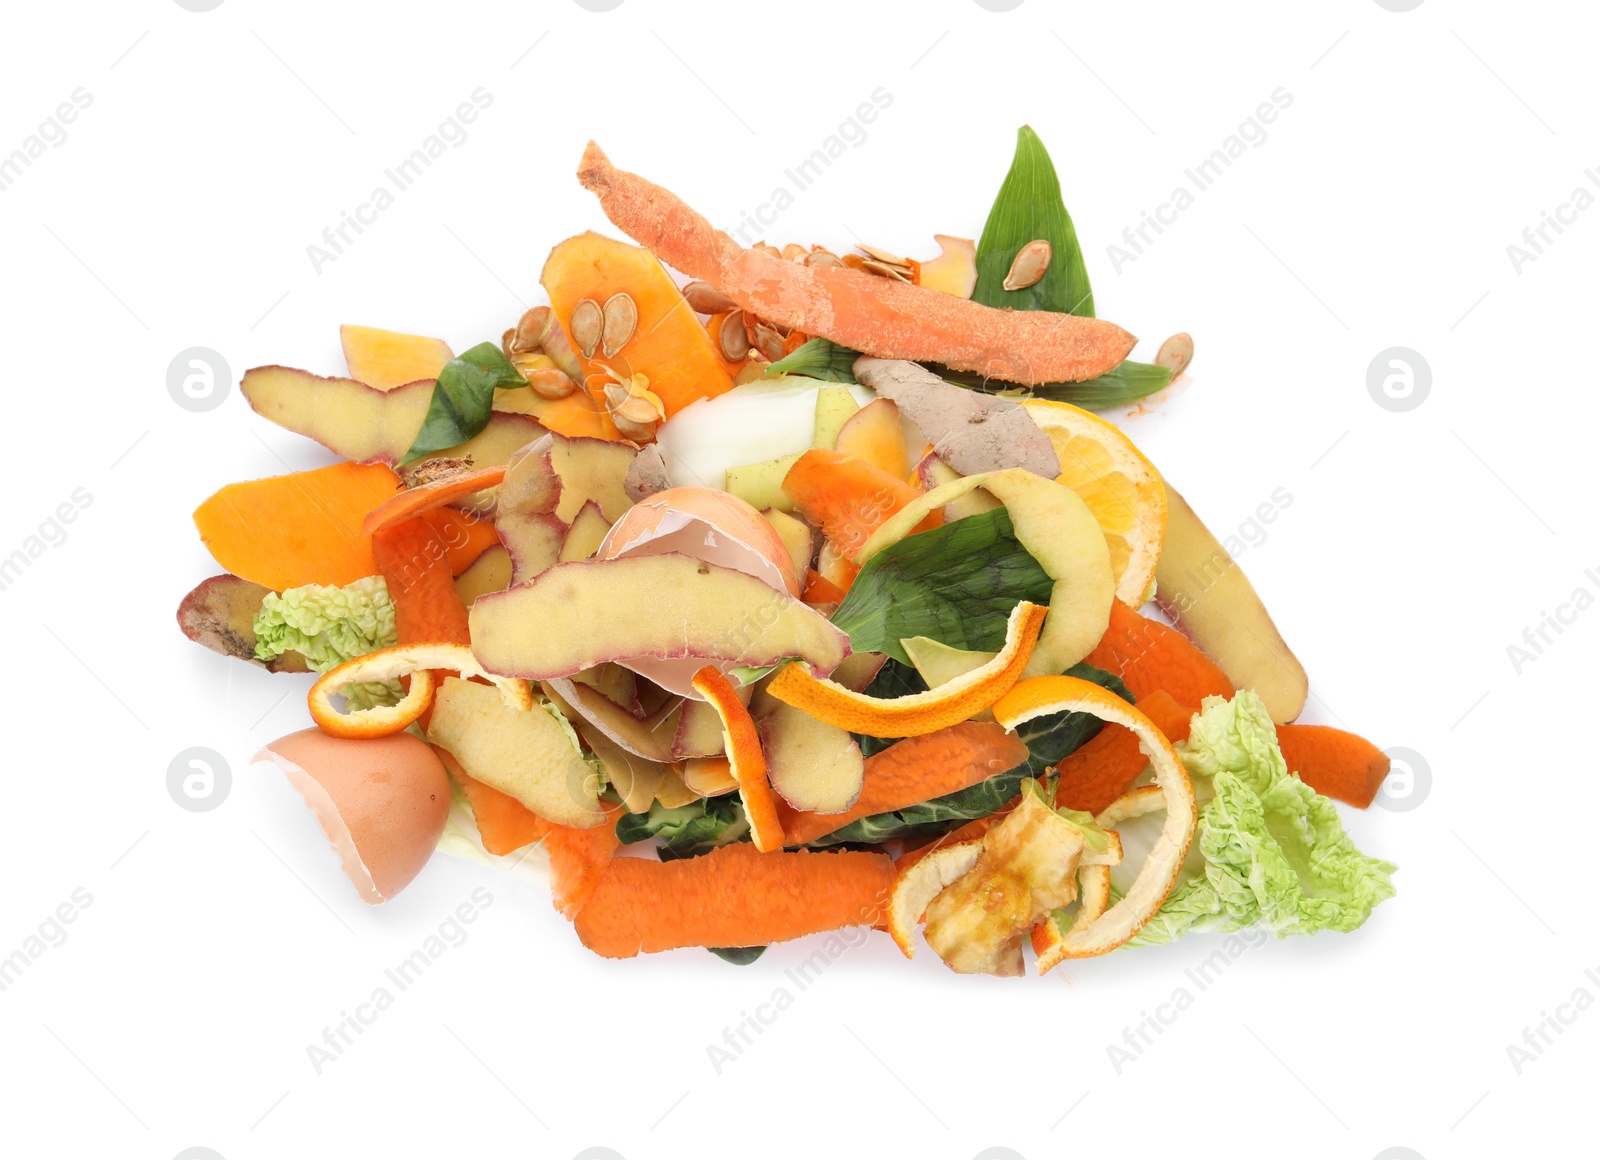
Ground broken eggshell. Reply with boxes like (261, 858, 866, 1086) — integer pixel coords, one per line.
(256, 728, 450, 904)
(596, 486, 803, 697)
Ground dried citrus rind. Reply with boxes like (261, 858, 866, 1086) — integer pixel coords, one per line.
(766, 601, 1046, 737)
(992, 675, 1197, 972)
(886, 840, 983, 959)
(308, 642, 533, 739)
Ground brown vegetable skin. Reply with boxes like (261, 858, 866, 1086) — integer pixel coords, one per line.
(177, 574, 309, 672)
(576, 143, 1137, 385)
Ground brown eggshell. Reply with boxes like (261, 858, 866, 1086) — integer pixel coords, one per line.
(258, 728, 450, 904)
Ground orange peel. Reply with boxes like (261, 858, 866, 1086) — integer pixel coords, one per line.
(991, 675, 1197, 971)
(886, 840, 982, 959)
(309, 642, 534, 740)
(766, 601, 1047, 738)
(690, 665, 785, 852)
(359, 465, 508, 539)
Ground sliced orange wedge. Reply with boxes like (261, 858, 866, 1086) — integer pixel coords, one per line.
(309, 642, 533, 739)
(991, 675, 1196, 970)
(360, 465, 508, 539)
(766, 601, 1046, 737)
(1020, 399, 1166, 607)
(691, 665, 785, 852)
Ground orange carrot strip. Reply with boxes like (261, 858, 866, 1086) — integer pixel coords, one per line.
(784, 449, 938, 562)
(420, 507, 500, 576)
(572, 842, 893, 958)
(576, 142, 1136, 384)
(778, 722, 1029, 847)
(360, 466, 507, 539)
(371, 519, 470, 647)
(439, 750, 552, 856)
(1275, 724, 1391, 809)
(546, 802, 625, 920)
(1055, 691, 1191, 815)
(1086, 601, 1233, 709)
(802, 568, 847, 606)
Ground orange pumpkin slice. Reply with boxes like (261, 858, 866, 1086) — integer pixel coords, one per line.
(360, 465, 507, 539)
(991, 676, 1197, 970)
(541, 231, 734, 420)
(690, 665, 784, 852)
(309, 642, 533, 739)
(766, 601, 1046, 738)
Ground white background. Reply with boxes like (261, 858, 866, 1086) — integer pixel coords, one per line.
(1, 1, 1594, 1158)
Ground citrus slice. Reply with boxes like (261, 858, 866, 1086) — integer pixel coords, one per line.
(766, 601, 1046, 737)
(991, 675, 1196, 971)
(691, 665, 785, 852)
(1020, 399, 1166, 607)
(359, 464, 508, 539)
(857, 468, 1113, 677)
(309, 642, 533, 739)
(886, 840, 982, 958)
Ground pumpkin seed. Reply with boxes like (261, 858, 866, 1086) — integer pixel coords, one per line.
(1002, 239, 1052, 291)
(570, 299, 604, 358)
(526, 367, 578, 400)
(717, 311, 751, 361)
(858, 243, 910, 267)
(781, 243, 808, 262)
(601, 292, 638, 357)
(752, 242, 782, 259)
(1154, 332, 1194, 379)
(511, 305, 555, 354)
(804, 248, 844, 268)
(684, 281, 739, 315)
(745, 317, 787, 362)
(860, 259, 912, 283)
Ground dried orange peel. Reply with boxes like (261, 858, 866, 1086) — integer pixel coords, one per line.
(766, 601, 1047, 737)
(691, 665, 785, 852)
(886, 840, 982, 958)
(309, 642, 534, 739)
(359, 465, 508, 539)
(991, 675, 1197, 971)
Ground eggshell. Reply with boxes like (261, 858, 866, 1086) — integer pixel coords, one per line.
(595, 486, 805, 698)
(597, 486, 800, 595)
(257, 728, 450, 904)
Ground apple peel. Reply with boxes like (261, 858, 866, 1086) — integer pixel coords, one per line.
(766, 601, 1045, 738)
(308, 642, 534, 740)
(991, 676, 1197, 971)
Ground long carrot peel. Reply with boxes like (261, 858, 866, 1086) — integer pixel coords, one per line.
(371, 519, 471, 647)
(441, 750, 552, 856)
(1055, 690, 1192, 815)
(360, 465, 507, 540)
(778, 722, 1029, 847)
(1086, 601, 1233, 709)
(576, 142, 1136, 385)
(1275, 724, 1391, 809)
(571, 841, 894, 958)
(546, 802, 624, 920)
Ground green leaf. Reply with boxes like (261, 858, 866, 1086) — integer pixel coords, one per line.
(1028, 360, 1172, 409)
(401, 341, 527, 465)
(707, 945, 767, 965)
(973, 125, 1094, 318)
(764, 337, 859, 383)
(830, 508, 1054, 665)
(939, 358, 1171, 411)
(614, 795, 749, 861)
